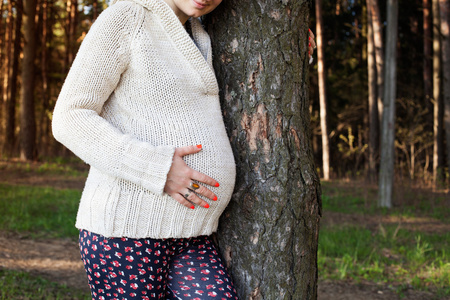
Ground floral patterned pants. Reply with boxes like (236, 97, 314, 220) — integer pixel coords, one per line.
(79, 230, 238, 300)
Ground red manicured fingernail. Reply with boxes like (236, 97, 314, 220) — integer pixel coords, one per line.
(213, 196, 218, 201)
(204, 204, 210, 208)
(309, 43, 311, 47)
(190, 205, 195, 209)
(196, 144, 202, 149)
(215, 183, 220, 187)
(309, 36, 311, 40)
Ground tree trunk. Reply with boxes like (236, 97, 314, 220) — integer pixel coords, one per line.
(440, 0, 450, 180)
(315, 0, 330, 180)
(424, 0, 433, 104)
(39, 0, 51, 155)
(7, 0, 23, 156)
(367, 0, 379, 182)
(378, 0, 399, 208)
(19, 0, 38, 160)
(433, 0, 445, 184)
(2, 0, 13, 157)
(206, 0, 321, 298)
(92, 0, 98, 20)
(368, 0, 384, 123)
(65, 0, 78, 72)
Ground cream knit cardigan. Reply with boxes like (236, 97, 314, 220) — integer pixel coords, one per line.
(52, 0, 236, 239)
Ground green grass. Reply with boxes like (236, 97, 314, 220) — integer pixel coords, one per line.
(0, 269, 90, 300)
(320, 181, 450, 298)
(0, 184, 81, 239)
(321, 181, 450, 221)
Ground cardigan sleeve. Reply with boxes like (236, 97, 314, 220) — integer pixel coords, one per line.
(52, 2, 175, 196)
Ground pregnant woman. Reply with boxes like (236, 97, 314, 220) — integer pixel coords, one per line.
(52, 0, 315, 299)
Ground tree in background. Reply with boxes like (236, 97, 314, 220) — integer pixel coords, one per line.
(20, 0, 38, 160)
(316, 0, 330, 180)
(368, 0, 384, 122)
(379, 0, 399, 208)
(366, 0, 379, 182)
(440, 0, 450, 182)
(206, 0, 321, 298)
(433, 0, 445, 184)
(1, 0, 14, 156)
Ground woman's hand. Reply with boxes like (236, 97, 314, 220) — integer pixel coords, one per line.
(308, 29, 316, 64)
(164, 145, 219, 209)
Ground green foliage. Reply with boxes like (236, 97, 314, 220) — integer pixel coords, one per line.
(0, 269, 90, 300)
(0, 184, 81, 239)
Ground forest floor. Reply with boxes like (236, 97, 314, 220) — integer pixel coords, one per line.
(0, 159, 449, 299)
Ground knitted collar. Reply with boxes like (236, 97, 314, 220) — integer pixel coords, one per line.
(112, 0, 218, 94)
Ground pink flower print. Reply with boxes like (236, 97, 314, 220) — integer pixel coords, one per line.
(201, 277, 209, 281)
(112, 260, 121, 267)
(183, 275, 194, 281)
(92, 244, 98, 251)
(104, 245, 112, 251)
(215, 279, 224, 284)
(208, 291, 218, 297)
(114, 251, 122, 258)
(200, 263, 208, 267)
(201, 269, 210, 275)
(181, 286, 190, 291)
(130, 283, 138, 290)
(120, 279, 127, 286)
(129, 292, 137, 297)
(141, 257, 150, 263)
(124, 246, 133, 252)
(129, 274, 137, 280)
(187, 268, 196, 273)
(117, 287, 125, 294)
(138, 269, 146, 275)
(195, 290, 204, 295)
(126, 255, 134, 262)
(206, 284, 214, 290)
(145, 283, 153, 290)
(134, 241, 143, 247)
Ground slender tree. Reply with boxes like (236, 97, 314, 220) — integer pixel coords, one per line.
(432, 0, 444, 184)
(379, 0, 399, 208)
(315, 0, 330, 180)
(206, 0, 321, 298)
(424, 0, 432, 104)
(2, 0, 13, 156)
(368, 0, 384, 122)
(367, 0, 379, 182)
(439, 0, 450, 178)
(20, 0, 38, 160)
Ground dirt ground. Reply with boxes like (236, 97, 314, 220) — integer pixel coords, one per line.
(0, 160, 448, 299)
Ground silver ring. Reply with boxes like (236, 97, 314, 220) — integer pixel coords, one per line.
(190, 182, 200, 190)
(184, 190, 191, 199)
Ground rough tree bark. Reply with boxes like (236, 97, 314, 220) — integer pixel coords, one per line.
(315, 0, 330, 180)
(432, 0, 444, 184)
(206, 0, 321, 299)
(20, 0, 38, 160)
(439, 0, 450, 180)
(378, 0, 399, 208)
(367, 0, 379, 182)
